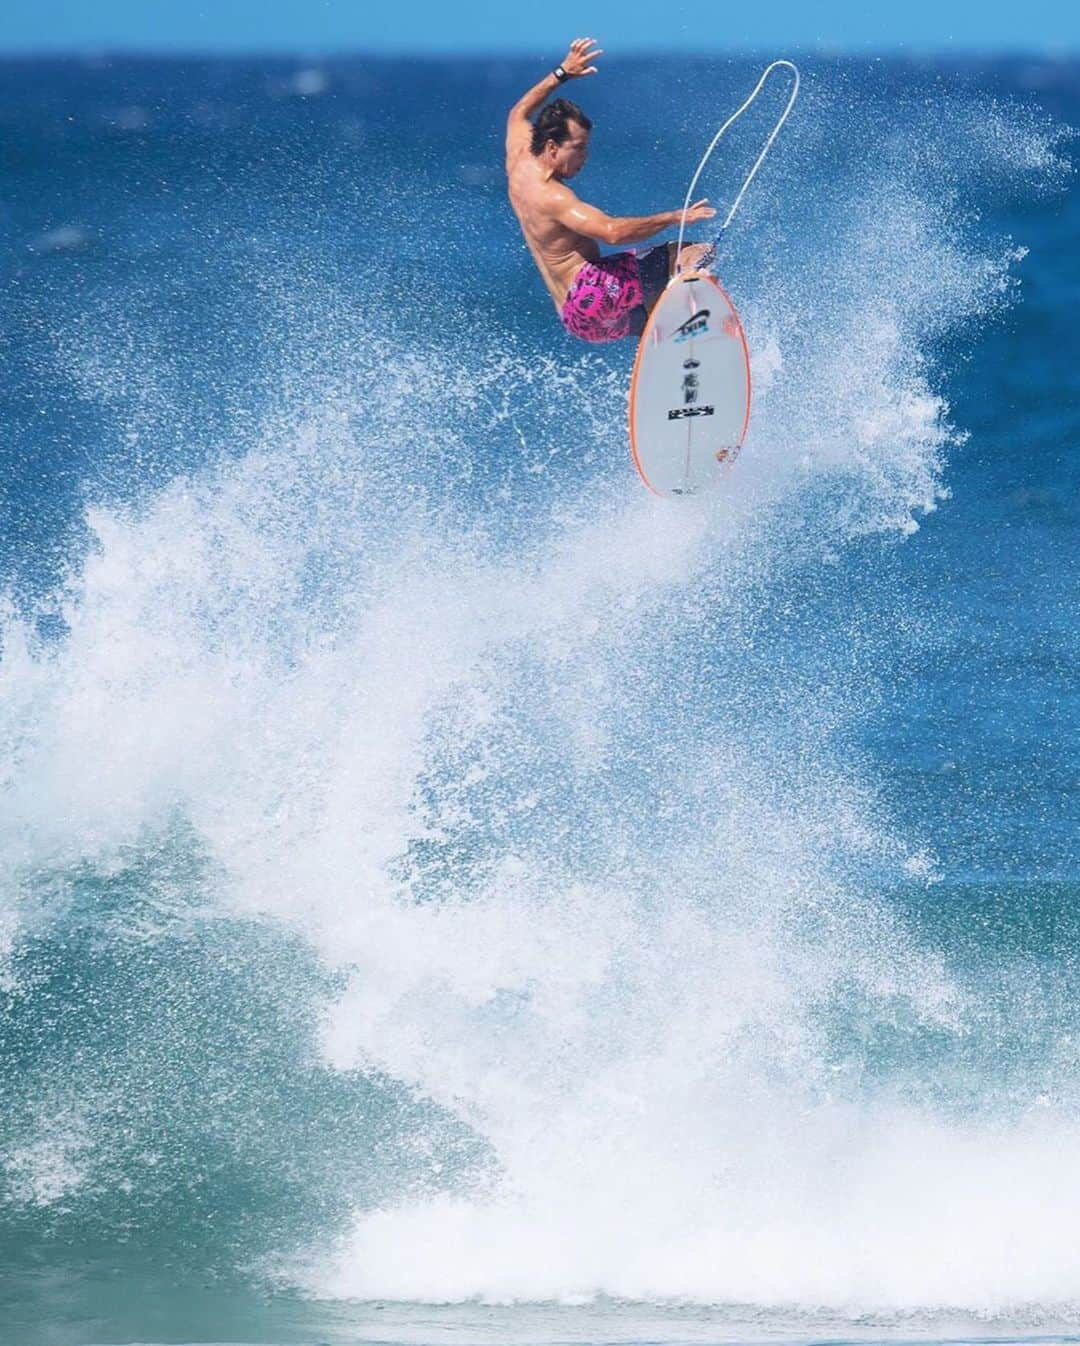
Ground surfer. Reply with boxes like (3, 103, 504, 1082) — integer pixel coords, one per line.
(506, 37, 716, 344)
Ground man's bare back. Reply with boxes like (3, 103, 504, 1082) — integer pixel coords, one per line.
(506, 132, 601, 309)
(504, 38, 716, 332)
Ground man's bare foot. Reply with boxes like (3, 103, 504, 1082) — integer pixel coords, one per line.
(676, 242, 716, 272)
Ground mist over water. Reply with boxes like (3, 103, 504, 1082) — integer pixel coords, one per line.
(0, 53, 1077, 1341)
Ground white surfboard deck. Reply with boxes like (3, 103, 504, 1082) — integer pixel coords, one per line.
(628, 271, 751, 497)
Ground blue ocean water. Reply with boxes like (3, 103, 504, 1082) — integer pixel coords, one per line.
(0, 49, 1077, 1346)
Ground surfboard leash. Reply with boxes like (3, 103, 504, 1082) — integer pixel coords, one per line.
(674, 59, 801, 274)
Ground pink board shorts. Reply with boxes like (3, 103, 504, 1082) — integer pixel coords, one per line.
(560, 245, 671, 344)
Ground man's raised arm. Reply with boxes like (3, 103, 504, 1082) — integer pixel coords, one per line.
(505, 37, 603, 157)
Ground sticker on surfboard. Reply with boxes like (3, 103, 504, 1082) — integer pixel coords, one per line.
(628, 271, 751, 497)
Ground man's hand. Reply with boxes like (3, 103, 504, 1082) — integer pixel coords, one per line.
(682, 199, 716, 224)
(559, 36, 603, 78)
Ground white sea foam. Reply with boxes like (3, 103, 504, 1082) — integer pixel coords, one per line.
(2, 1107, 90, 1207)
(0, 73, 1066, 1319)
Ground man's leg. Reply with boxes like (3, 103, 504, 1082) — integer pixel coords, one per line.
(626, 240, 716, 338)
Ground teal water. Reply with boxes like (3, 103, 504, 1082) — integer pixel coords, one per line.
(0, 51, 1077, 1346)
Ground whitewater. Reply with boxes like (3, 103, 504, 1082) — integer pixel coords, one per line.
(0, 52, 1076, 1345)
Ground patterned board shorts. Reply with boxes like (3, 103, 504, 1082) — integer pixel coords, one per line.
(560, 244, 671, 344)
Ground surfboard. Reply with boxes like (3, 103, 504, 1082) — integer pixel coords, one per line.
(627, 270, 751, 497)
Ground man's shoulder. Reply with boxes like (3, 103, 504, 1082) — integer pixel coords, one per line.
(508, 162, 579, 232)
(514, 167, 574, 209)
(506, 144, 533, 182)
(508, 156, 548, 195)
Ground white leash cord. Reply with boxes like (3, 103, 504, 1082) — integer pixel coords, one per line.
(674, 59, 800, 269)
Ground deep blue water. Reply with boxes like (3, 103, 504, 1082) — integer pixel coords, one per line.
(0, 51, 1077, 1346)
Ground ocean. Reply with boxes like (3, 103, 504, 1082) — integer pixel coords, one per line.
(0, 48, 1077, 1346)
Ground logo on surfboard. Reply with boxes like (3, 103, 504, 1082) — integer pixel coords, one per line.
(672, 310, 710, 343)
(667, 405, 715, 420)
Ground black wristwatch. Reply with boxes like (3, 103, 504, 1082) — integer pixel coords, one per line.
(553, 65, 570, 83)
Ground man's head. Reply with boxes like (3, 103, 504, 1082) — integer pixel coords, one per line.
(530, 98, 592, 178)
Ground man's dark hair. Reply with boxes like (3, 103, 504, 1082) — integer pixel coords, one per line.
(530, 99, 593, 156)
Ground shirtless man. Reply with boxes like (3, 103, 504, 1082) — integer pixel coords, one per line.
(506, 36, 716, 344)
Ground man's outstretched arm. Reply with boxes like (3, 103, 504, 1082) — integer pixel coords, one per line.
(505, 37, 603, 159)
(549, 184, 716, 247)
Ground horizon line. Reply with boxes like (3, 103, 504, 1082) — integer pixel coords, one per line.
(0, 42, 1077, 61)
